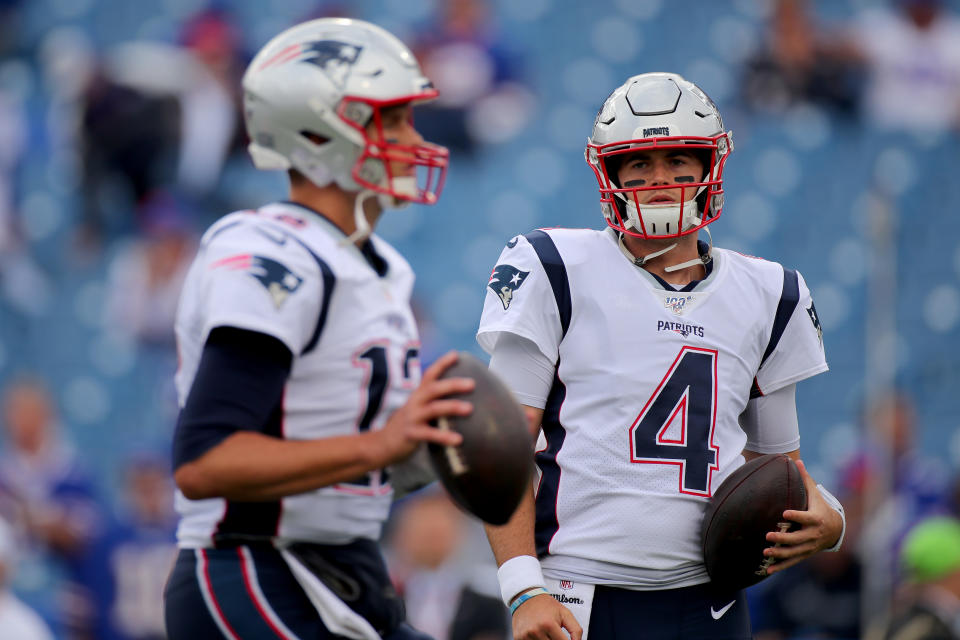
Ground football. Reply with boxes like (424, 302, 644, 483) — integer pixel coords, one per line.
(701, 453, 807, 593)
(427, 352, 533, 525)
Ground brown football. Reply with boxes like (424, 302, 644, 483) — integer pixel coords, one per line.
(701, 453, 807, 593)
(428, 352, 533, 525)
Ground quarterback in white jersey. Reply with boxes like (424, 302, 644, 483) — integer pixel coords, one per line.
(479, 73, 845, 640)
(173, 201, 425, 546)
(164, 19, 472, 640)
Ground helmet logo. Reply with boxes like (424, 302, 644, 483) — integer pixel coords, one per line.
(301, 40, 364, 89)
(642, 126, 670, 137)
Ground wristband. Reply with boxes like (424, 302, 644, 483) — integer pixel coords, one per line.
(817, 484, 846, 552)
(498, 555, 546, 607)
(509, 587, 550, 615)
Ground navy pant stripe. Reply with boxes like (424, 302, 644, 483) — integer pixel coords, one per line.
(205, 548, 294, 638)
(166, 547, 328, 639)
(198, 549, 244, 640)
(238, 547, 300, 639)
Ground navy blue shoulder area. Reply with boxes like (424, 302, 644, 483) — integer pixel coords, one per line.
(524, 230, 572, 337)
(760, 268, 800, 367)
(284, 235, 336, 355)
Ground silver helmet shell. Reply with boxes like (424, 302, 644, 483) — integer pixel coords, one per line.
(243, 17, 448, 204)
(585, 72, 732, 238)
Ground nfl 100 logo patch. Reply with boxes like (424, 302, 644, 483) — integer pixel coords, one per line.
(651, 290, 711, 316)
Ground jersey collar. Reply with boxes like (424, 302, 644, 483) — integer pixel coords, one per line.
(277, 201, 389, 277)
(610, 228, 717, 292)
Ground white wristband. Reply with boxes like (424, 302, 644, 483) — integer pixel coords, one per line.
(497, 555, 546, 607)
(817, 484, 846, 552)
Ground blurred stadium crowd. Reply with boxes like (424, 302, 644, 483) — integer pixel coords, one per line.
(0, 0, 959, 638)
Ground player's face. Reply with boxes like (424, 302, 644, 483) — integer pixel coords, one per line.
(616, 148, 705, 204)
(366, 103, 423, 178)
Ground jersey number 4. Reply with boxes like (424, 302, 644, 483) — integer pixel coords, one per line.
(629, 346, 719, 496)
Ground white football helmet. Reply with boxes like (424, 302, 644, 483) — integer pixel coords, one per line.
(585, 72, 732, 239)
(243, 18, 448, 205)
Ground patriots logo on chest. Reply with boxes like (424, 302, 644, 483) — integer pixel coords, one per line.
(488, 264, 529, 310)
(210, 254, 304, 309)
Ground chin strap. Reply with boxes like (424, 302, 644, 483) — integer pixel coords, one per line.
(340, 178, 417, 247)
(664, 226, 713, 273)
(340, 190, 376, 246)
(618, 235, 678, 267)
(618, 226, 714, 273)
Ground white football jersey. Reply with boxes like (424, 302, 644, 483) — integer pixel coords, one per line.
(477, 228, 828, 589)
(174, 202, 421, 547)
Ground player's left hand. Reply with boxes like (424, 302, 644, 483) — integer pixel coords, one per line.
(761, 459, 843, 575)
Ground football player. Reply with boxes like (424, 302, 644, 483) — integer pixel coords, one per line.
(163, 18, 472, 640)
(477, 73, 846, 639)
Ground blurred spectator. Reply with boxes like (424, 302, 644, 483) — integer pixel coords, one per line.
(104, 455, 176, 640)
(79, 68, 180, 242)
(867, 517, 960, 639)
(82, 8, 247, 242)
(103, 192, 197, 347)
(750, 468, 866, 639)
(0, 377, 110, 639)
(741, 0, 861, 116)
(0, 77, 51, 317)
(842, 390, 952, 627)
(852, 392, 951, 572)
(0, 82, 24, 254)
(0, 0, 25, 57)
(172, 8, 247, 199)
(412, 0, 534, 154)
(848, 0, 960, 132)
(388, 491, 507, 640)
(0, 514, 54, 640)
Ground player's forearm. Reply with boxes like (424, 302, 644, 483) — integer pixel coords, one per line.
(485, 483, 538, 565)
(174, 430, 388, 501)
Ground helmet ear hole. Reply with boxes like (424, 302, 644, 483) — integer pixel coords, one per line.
(299, 131, 330, 147)
(602, 157, 624, 189)
(696, 189, 709, 217)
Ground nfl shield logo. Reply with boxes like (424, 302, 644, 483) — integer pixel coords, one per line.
(559, 580, 574, 590)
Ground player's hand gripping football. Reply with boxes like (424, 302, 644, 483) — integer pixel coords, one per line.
(377, 351, 470, 463)
(512, 592, 583, 640)
(761, 459, 844, 574)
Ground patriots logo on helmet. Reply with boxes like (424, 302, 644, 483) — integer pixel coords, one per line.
(301, 40, 363, 88)
(210, 254, 303, 309)
(257, 39, 363, 89)
(488, 264, 529, 310)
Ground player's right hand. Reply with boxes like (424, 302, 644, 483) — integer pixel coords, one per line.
(512, 593, 583, 640)
(378, 351, 471, 463)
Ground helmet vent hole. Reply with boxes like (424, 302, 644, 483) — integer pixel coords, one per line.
(694, 111, 708, 118)
(300, 131, 330, 146)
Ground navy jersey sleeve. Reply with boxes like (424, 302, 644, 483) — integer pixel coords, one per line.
(172, 327, 292, 470)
